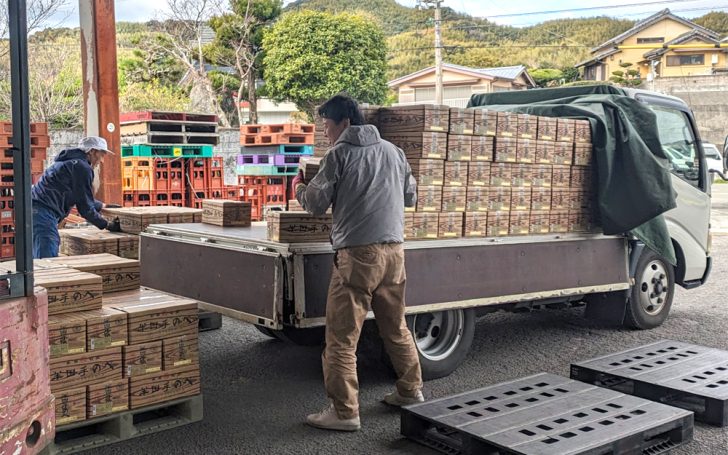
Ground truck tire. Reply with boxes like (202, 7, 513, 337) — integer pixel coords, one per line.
(254, 325, 279, 339)
(273, 326, 326, 346)
(625, 249, 675, 329)
(407, 308, 475, 380)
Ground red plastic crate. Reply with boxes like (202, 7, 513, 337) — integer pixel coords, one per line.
(207, 156, 224, 189)
(187, 159, 207, 191)
(122, 191, 152, 207)
(1, 233, 14, 258)
(0, 196, 14, 222)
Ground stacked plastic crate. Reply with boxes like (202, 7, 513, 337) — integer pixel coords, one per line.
(237, 123, 314, 220)
(0, 122, 50, 258)
(120, 111, 235, 208)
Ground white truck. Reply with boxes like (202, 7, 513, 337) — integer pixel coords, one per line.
(138, 89, 712, 380)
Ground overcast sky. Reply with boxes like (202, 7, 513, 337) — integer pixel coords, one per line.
(45, 0, 727, 29)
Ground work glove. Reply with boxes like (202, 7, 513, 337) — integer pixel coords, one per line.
(292, 170, 305, 189)
(105, 203, 122, 209)
(106, 218, 122, 232)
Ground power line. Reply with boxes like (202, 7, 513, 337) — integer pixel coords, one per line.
(387, 44, 591, 54)
(468, 0, 704, 19)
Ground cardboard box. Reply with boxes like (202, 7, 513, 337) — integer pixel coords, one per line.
(552, 165, 571, 188)
(87, 378, 129, 418)
(449, 108, 474, 135)
(509, 211, 530, 236)
(535, 140, 554, 164)
(537, 116, 557, 141)
(464, 212, 488, 237)
(43, 254, 140, 294)
(266, 211, 333, 243)
(416, 186, 443, 212)
(84, 307, 128, 351)
(486, 212, 510, 237)
(490, 163, 512, 187)
(552, 142, 573, 165)
(444, 161, 468, 186)
(531, 188, 552, 211)
(202, 200, 251, 227)
(510, 189, 532, 211)
(299, 156, 322, 182)
(378, 104, 450, 133)
(517, 139, 536, 164)
(411, 212, 439, 239)
(574, 119, 592, 144)
(468, 161, 490, 186)
(556, 118, 576, 143)
(123, 341, 163, 377)
(511, 164, 532, 188)
(410, 159, 445, 186)
(438, 212, 464, 238)
(496, 112, 517, 137)
(573, 143, 593, 167)
(487, 188, 511, 212)
(517, 114, 538, 139)
(442, 187, 467, 212)
(128, 365, 200, 409)
(383, 132, 448, 159)
(532, 165, 553, 188)
(49, 347, 123, 393)
(54, 386, 86, 426)
(473, 109, 497, 136)
(163, 335, 200, 372)
(466, 187, 489, 212)
(530, 211, 551, 235)
(494, 137, 517, 163)
(550, 210, 569, 233)
(551, 188, 570, 210)
(471, 136, 494, 161)
(446, 134, 472, 161)
(48, 313, 87, 358)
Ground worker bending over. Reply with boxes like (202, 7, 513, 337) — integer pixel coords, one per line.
(31, 136, 121, 258)
(293, 94, 423, 432)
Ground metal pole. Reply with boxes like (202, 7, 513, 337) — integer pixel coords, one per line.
(433, 0, 443, 105)
(9, 0, 34, 296)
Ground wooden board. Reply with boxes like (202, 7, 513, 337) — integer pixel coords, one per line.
(441, 187, 467, 212)
(472, 109, 497, 136)
(87, 378, 129, 418)
(382, 132, 447, 159)
(54, 386, 87, 426)
(43, 254, 140, 294)
(464, 212, 488, 237)
(123, 341, 163, 377)
(466, 187, 488, 212)
(517, 113, 538, 139)
(48, 313, 87, 358)
(409, 159, 445, 186)
(36, 267, 103, 315)
(128, 365, 200, 409)
(49, 347, 123, 393)
(449, 108, 474, 135)
(162, 335, 200, 372)
(266, 211, 333, 243)
(299, 156, 322, 182)
(202, 199, 252, 227)
(467, 162, 490, 187)
(83, 306, 128, 351)
(444, 161, 468, 186)
(446, 135, 472, 161)
(438, 212, 464, 239)
(410, 212, 439, 239)
(378, 104, 450, 133)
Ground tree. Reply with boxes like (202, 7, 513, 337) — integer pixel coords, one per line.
(693, 11, 728, 37)
(262, 11, 388, 117)
(530, 68, 564, 87)
(206, 0, 282, 124)
(609, 62, 642, 87)
(0, 0, 70, 56)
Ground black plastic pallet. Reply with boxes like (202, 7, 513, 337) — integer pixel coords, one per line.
(401, 373, 692, 455)
(39, 394, 203, 455)
(571, 339, 728, 426)
(198, 310, 222, 332)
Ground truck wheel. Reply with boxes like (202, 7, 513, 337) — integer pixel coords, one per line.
(625, 250, 675, 329)
(407, 309, 475, 380)
(273, 326, 326, 346)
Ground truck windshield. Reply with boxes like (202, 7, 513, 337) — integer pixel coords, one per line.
(649, 104, 701, 187)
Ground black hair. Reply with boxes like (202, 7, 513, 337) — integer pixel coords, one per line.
(317, 93, 364, 126)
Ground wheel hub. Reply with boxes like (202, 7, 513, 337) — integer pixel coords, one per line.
(640, 260, 669, 315)
(412, 310, 465, 362)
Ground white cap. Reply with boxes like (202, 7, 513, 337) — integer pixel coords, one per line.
(79, 136, 114, 154)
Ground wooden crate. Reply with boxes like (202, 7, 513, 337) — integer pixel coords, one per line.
(467, 162, 490, 187)
(517, 114, 538, 139)
(496, 112, 517, 138)
(551, 188, 570, 210)
(382, 132, 448, 160)
(530, 211, 551, 235)
(532, 165, 553, 188)
(36, 268, 103, 315)
(404, 213, 415, 240)
(537, 116, 557, 141)
(473, 109, 497, 136)
(486, 212, 510, 237)
(466, 187, 488, 212)
(441, 187, 467, 212)
(164, 206, 201, 224)
(569, 210, 595, 232)
(464, 212, 488, 237)
(410, 212, 439, 239)
(446, 135, 472, 161)
(410, 159, 445, 186)
(471, 136, 494, 161)
(511, 164, 533, 188)
(552, 165, 571, 188)
(49, 347, 123, 393)
(299, 156, 322, 182)
(516, 139, 536, 164)
(438, 212, 463, 239)
(487, 188, 511, 212)
(87, 378, 129, 418)
(550, 210, 570, 233)
(535, 140, 554, 164)
(571, 167, 594, 190)
(162, 334, 200, 372)
(48, 313, 87, 358)
(531, 188, 552, 211)
(55, 386, 87, 426)
(84, 306, 128, 351)
(415, 186, 443, 212)
(288, 199, 303, 211)
(202, 199, 251, 227)
(266, 211, 333, 243)
(573, 143, 593, 167)
(444, 161, 468, 186)
(44, 254, 140, 294)
(106, 290, 199, 344)
(509, 211, 530, 236)
(361, 105, 381, 128)
(102, 207, 168, 235)
(128, 365, 201, 409)
(60, 229, 118, 256)
(494, 137, 517, 163)
(574, 119, 592, 144)
(510, 188, 532, 211)
(123, 341, 163, 377)
(449, 108, 475, 135)
(490, 163, 512, 187)
(556, 118, 576, 143)
(378, 104, 450, 133)
(553, 141, 574, 165)
(118, 235, 140, 259)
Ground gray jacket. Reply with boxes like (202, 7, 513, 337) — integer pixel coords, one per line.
(296, 125, 417, 250)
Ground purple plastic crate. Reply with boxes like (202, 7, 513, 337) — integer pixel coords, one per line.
(237, 154, 273, 165)
(273, 154, 304, 166)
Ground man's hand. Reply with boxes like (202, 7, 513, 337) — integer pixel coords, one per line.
(105, 203, 122, 209)
(106, 217, 122, 232)
(292, 170, 305, 189)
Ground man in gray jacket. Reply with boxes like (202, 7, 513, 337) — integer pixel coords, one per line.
(293, 94, 423, 432)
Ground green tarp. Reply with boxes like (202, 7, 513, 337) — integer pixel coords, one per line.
(468, 85, 676, 264)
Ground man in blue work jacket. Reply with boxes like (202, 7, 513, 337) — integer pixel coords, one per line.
(31, 136, 121, 258)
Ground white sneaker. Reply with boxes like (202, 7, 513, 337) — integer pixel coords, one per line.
(383, 390, 425, 407)
(306, 403, 361, 432)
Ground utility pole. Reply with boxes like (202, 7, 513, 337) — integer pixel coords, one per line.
(419, 0, 444, 105)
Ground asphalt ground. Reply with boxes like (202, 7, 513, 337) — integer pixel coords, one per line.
(86, 185, 728, 455)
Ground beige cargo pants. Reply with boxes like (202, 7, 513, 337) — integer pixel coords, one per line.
(323, 243, 422, 419)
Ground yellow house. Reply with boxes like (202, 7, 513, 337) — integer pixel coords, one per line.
(388, 64, 536, 108)
(576, 9, 727, 81)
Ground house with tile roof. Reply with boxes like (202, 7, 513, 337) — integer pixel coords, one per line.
(576, 9, 726, 81)
(387, 63, 536, 108)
